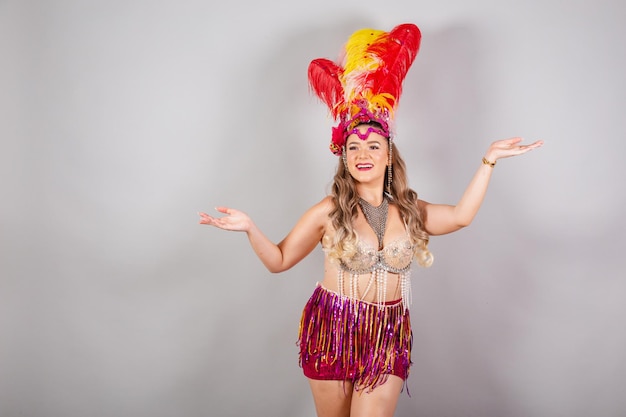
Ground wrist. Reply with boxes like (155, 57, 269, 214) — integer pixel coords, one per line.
(482, 156, 496, 168)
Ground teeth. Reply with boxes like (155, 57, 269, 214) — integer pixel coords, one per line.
(357, 164, 373, 168)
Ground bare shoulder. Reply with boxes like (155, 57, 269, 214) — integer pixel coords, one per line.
(294, 195, 333, 236)
(417, 199, 430, 213)
(305, 195, 334, 222)
(416, 199, 433, 224)
(316, 195, 335, 211)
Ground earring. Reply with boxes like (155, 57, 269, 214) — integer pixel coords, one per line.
(386, 139, 393, 193)
(342, 147, 348, 171)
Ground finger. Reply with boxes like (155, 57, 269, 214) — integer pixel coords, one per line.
(199, 215, 216, 225)
(519, 140, 544, 151)
(215, 206, 230, 214)
(506, 137, 522, 146)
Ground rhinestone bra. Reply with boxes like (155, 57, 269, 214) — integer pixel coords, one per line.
(339, 236, 413, 275)
(325, 231, 415, 311)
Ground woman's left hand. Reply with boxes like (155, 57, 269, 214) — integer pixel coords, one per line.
(484, 137, 544, 163)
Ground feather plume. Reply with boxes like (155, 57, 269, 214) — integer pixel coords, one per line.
(367, 24, 421, 109)
(339, 24, 421, 116)
(308, 58, 345, 118)
(341, 29, 386, 104)
(308, 23, 422, 154)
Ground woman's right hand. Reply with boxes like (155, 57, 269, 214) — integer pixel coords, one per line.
(198, 207, 252, 232)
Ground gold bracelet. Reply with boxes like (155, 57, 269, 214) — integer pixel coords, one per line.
(482, 157, 496, 167)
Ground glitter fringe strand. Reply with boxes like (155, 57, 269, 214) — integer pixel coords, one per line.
(298, 285, 412, 393)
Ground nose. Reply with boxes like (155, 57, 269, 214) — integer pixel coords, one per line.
(355, 147, 370, 158)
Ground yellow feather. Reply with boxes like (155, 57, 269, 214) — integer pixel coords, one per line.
(368, 93, 395, 114)
(341, 29, 385, 103)
(342, 29, 384, 73)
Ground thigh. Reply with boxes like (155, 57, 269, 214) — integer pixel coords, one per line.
(349, 375, 404, 417)
(308, 378, 353, 417)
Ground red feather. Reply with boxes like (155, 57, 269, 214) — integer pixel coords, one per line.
(367, 23, 421, 105)
(308, 58, 345, 118)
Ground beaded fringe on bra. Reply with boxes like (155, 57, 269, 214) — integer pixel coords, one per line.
(338, 267, 412, 312)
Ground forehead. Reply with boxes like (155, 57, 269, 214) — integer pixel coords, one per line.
(346, 131, 387, 145)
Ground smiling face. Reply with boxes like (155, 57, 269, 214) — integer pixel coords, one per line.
(344, 124, 390, 185)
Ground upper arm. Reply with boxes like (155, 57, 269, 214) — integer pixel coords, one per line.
(274, 197, 332, 271)
(418, 199, 466, 236)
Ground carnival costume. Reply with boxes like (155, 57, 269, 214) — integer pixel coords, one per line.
(298, 23, 422, 392)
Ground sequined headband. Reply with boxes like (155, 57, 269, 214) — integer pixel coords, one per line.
(330, 105, 391, 155)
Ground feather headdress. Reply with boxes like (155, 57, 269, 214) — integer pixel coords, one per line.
(309, 23, 421, 155)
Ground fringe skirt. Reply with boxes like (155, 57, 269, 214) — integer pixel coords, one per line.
(298, 284, 412, 392)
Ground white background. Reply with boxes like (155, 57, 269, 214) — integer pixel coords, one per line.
(1, 0, 625, 416)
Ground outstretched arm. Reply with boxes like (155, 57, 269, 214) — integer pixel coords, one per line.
(419, 137, 543, 236)
(199, 197, 331, 273)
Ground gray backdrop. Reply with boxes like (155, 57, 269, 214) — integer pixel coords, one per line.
(1, 0, 625, 416)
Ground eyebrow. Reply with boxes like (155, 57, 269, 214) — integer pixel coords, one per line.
(346, 139, 382, 146)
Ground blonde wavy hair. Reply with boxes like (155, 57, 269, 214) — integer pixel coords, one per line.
(325, 140, 433, 268)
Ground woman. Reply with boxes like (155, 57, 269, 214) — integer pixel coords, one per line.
(199, 23, 542, 417)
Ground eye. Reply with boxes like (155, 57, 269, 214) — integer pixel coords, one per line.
(369, 144, 380, 150)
